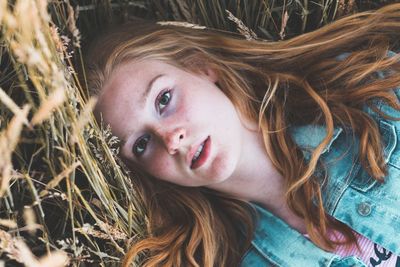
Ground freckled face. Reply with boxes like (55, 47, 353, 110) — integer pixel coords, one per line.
(96, 59, 247, 187)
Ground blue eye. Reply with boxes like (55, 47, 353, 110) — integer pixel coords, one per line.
(132, 134, 150, 156)
(157, 90, 171, 112)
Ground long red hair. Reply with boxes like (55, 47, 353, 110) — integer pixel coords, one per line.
(86, 4, 400, 266)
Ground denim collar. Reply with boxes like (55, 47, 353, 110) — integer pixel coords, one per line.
(290, 124, 344, 160)
(247, 125, 345, 265)
(248, 204, 367, 266)
(249, 204, 342, 266)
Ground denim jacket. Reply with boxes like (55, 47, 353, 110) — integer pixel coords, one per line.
(240, 52, 400, 267)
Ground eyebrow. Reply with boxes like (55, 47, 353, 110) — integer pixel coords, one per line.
(141, 74, 165, 107)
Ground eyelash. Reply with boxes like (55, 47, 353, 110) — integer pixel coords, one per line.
(132, 134, 150, 157)
(132, 89, 173, 157)
(156, 89, 172, 114)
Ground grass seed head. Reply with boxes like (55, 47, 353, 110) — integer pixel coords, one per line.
(0, 105, 30, 197)
(0, 219, 17, 229)
(31, 87, 66, 126)
(226, 10, 257, 40)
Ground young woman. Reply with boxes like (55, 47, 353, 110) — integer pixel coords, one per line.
(85, 4, 400, 266)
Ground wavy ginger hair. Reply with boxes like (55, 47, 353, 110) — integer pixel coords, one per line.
(86, 4, 400, 267)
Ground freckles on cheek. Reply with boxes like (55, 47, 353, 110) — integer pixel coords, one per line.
(143, 158, 173, 179)
(176, 105, 192, 126)
(176, 102, 187, 115)
(209, 150, 233, 181)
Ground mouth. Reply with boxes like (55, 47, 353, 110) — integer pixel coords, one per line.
(190, 136, 211, 170)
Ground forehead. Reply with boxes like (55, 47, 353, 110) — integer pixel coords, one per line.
(95, 60, 165, 137)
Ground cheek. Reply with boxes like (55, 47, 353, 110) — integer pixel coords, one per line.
(175, 97, 192, 122)
(142, 152, 174, 180)
(210, 148, 234, 179)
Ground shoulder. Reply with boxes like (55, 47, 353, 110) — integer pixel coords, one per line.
(291, 50, 400, 168)
(364, 50, 400, 168)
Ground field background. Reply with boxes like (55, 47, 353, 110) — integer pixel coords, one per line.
(0, 0, 399, 266)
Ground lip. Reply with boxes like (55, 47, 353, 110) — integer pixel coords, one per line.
(188, 136, 211, 170)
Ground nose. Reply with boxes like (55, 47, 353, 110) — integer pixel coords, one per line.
(156, 126, 186, 155)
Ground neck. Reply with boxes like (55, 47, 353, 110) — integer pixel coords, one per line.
(206, 124, 307, 234)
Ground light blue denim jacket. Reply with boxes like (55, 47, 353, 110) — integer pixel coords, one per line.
(240, 51, 400, 267)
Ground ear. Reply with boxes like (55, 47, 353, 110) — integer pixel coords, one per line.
(200, 66, 219, 83)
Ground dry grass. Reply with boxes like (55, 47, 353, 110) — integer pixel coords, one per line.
(1, 0, 146, 266)
(0, 0, 398, 266)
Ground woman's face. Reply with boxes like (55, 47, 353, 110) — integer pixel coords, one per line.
(96, 59, 250, 187)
